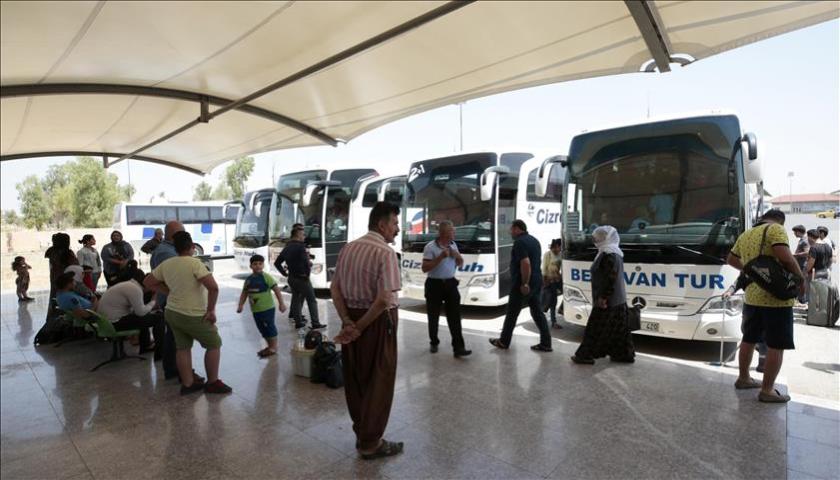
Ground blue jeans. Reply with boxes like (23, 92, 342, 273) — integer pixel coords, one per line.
(545, 282, 561, 323)
(500, 286, 551, 348)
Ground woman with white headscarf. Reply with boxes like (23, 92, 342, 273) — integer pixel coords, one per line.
(571, 225, 635, 364)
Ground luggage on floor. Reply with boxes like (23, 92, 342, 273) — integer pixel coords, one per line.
(311, 340, 344, 389)
(806, 279, 839, 327)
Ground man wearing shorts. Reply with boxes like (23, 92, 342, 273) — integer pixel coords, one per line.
(145, 231, 232, 395)
(727, 209, 804, 403)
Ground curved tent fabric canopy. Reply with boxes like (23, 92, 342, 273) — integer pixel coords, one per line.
(1, 1, 837, 175)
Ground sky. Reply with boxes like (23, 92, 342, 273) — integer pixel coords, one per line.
(1, 20, 838, 212)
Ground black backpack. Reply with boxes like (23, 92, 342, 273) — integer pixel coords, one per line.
(742, 225, 800, 300)
(311, 340, 344, 389)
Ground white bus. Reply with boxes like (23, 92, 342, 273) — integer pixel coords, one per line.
(268, 168, 377, 288)
(400, 152, 565, 306)
(232, 188, 276, 271)
(349, 174, 406, 255)
(536, 112, 763, 341)
(113, 201, 240, 257)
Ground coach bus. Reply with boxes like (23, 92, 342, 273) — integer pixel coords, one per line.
(232, 188, 276, 271)
(535, 111, 763, 341)
(400, 152, 565, 306)
(349, 174, 406, 255)
(268, 168, 377, 288)
(113, 201, 240, 257)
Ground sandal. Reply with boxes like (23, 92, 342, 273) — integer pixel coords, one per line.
(488, 338, 509, 350)
(360, 440, 404, 460)
(758, 389, 791, 403)
(258, 348, 276, 358)
(734, 378, 762, 390)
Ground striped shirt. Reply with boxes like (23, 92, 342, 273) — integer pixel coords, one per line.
(334, 231, 401, 309)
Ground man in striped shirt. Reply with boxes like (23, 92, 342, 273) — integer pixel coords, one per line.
(331, 202, 404, 460)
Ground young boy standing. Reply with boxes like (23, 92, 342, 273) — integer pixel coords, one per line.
(237, 255, 287, 357)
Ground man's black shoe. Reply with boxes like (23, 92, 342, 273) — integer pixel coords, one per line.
(294, 323, 306, 329)
(311, 323, 327, 330)
(454, 349, 472, 358)
(430, 344, 439, 354)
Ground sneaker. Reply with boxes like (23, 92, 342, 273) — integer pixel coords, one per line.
(530, 344, 553, 352)
(180, 382, 205, 396)
(310, 323, 327, 330)
(454, 349, 472, 358)
(488, 338, 509, 350)
(204, 379, 233, 394)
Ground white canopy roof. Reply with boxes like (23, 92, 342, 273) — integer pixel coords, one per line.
(1, 1, 837, 174)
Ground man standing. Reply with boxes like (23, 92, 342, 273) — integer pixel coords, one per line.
(490, 220, 553, 352)
(150, 221, 190, 382)
(275, 226, 324, 330)
(806, 229, 833, 282)
(792, 225, 809, 304)
(727, 209, 803, 403)
(141, 228, 164, 254)
(422, 221, 471, 357)
(145, 231, 231, 395)
(331, 202, 404, 460)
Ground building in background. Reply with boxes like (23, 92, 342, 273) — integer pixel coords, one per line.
(769, 193, 840, 214)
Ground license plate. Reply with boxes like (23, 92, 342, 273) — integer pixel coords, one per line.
(641, 321, 659, 332)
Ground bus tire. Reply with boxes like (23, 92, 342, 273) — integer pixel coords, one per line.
(194, 244, 205, 256)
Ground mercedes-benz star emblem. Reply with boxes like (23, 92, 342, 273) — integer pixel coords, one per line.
(632, 296, 646, 309)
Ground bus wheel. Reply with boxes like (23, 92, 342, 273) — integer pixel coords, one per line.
(194, 244, 205, 256)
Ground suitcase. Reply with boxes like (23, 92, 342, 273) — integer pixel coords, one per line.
(806, 279, 840, 327)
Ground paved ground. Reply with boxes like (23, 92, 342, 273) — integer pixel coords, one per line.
(1, 259, 838, 479)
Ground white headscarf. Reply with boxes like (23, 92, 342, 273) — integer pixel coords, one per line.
(593, 225, 623, 259)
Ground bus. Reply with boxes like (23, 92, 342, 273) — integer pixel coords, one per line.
(268, 168, 377, 288)
(232, 188, 276, 271)
(536, 112, 763, 341)
(400, 152, 565, 306)
(113, 201, 240, 257)
(349, 174, 406, 254)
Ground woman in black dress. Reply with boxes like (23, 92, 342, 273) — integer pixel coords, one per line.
(571, 225, 635, 364)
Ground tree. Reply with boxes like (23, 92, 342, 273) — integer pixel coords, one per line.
(193, 181, 213, 201)
(211, 182, 232, 200)
(43, 163, 74, 227)
(2, 209, 21, 226)
(16, 176, 51, 229)
(224, 156, 254, 201)
(121, 183, 136, 201)
(66, 157, 123, 227)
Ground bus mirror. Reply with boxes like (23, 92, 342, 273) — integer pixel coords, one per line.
(536, 155, 567, 197)
(479, 166, 510, 202)
(741, 133, 761, 184)
(302, 180, 340, 207)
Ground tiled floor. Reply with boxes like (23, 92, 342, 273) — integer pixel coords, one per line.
(1, 285, 838, 480)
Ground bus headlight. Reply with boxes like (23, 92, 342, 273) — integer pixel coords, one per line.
(311, 263, 324, 275)
(564, 285, 588, 304)
(468, 274, 495, 288)
(698, 294, 743, 317)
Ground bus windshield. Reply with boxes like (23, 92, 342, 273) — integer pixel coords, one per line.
(234, 191, 274, 248)
(403, 153, 495, 253)
(273, 170, 327, 247)
(325, 169, 376, 243)
(564, 116, 744, 263)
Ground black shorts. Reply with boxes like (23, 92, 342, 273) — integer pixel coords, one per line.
(741, 304, 794, 350)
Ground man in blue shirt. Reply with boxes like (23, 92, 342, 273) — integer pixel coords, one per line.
(57, 272, 96, 315)
(150, 220, 184, 380)
(490, 220, 552, 352)
(422, 221, 471, 357)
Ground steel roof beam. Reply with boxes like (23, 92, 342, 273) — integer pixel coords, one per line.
(110, 0, 474, 165)
(0, 83, 338, 147)
(0, 150, 204, 175)
(625, 0, 672, 73)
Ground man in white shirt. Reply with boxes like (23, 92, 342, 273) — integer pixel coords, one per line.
(97, 268, 164, 358)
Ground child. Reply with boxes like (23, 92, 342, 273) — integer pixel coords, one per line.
(12, 256, 34, 302)
(237, 254, 287, 357)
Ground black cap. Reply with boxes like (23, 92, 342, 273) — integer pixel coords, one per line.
(792, 225, 806, 233)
